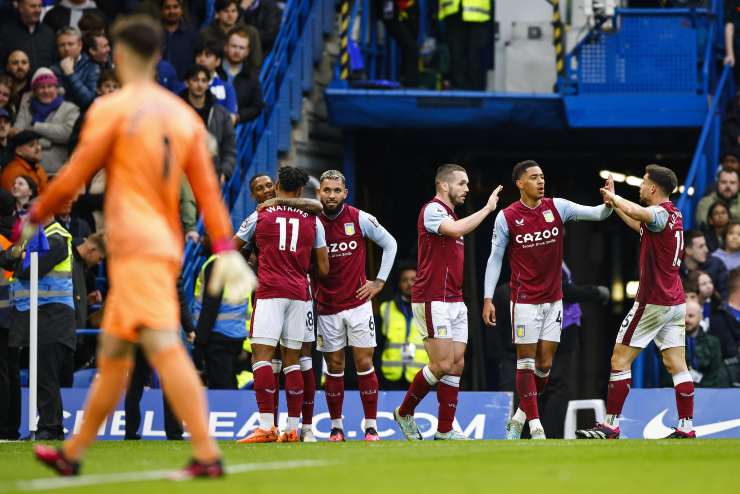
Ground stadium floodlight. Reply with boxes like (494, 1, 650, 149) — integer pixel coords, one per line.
(625, 176, 643, 187)
(625, 280, 639, 298)
(600, 170, 626, 182)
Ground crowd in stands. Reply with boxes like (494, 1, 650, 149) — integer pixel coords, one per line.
(0, 0, 279, 440)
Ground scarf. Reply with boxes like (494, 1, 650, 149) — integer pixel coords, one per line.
(30, 95, 63, 124)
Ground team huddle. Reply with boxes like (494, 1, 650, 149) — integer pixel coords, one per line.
(24, 15, 694, 482)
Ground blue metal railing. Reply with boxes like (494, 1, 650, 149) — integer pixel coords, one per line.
(180, 0, 334, 303)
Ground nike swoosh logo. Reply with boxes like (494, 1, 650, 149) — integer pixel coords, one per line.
(642, 409, 740, 438)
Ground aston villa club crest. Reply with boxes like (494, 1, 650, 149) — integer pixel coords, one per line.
(344, 223, 355, 236)
(543, 210, 555, 223)
(516, 325, 526, 338)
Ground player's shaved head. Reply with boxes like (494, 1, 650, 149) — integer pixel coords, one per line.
(644, 164, 678, 196)
(277, 165, 309, 193)
(435, 164, 466, 184)
(111, 15, 163, 61)
(512, 160, 541, 182)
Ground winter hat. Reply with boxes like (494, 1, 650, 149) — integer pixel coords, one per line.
(31, 68, 58, 89)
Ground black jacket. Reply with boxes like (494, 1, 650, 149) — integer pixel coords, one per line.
(42, 5, 107, 33)
(194, 260, 226, 345)
(708, 303, 740, 360)
(240, 0, 282, 53)
(233, 68, 264, 123)
(0, 16, 56, 72)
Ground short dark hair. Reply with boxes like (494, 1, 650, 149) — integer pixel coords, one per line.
(724, 220, 740, 244)
(83, 31, 106, 53)
(645, 164, 678, 195)
(707, 201, 730, 224)
(684, 229, 705, 250)
(512, 160, 541, 182)
(111, 15, 163, 60)
(435, 164, 466, 183)
(277, 165, 309, 193)
(249, 173, 271, 191)
(78, 11, 106, 34)
(216, 0, 238, 11)
(729, 267, 740, 295)
(17, 175, 38, 199)
(195, 37, 224, 60)
(183, 64, 209, 81)
(97, 68, 118, 87)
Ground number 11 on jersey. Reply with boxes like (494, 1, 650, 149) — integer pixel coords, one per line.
(276, 217, 299, 252)
(672, 230, 684, 267)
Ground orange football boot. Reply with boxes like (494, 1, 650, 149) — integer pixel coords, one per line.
(237, 427, 278, 444)
(277, 429, 300, 443)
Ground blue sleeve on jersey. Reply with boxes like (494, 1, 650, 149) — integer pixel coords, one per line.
(314, 217, 327, 248)
(554, 198, 613, 223)
(359, 210, 397, 282)
(646, 206, 669, 232)
(423, 203, 452, 234)
(236, 211, 257, 247)
(483, 212, 510, 299)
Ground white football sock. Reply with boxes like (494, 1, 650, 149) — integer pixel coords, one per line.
(331, 418, 344, 430)
(529, 418, 543, 431)
(260, 413, 274, 430)
(605, 414, 619, 428)
(287, 416, 300, 431)
(512, 408, 526, 424)
(365, 419, 377, 430)
(678, 417, 693, 433)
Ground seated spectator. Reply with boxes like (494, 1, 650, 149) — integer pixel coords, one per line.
(687, 269, 723, 320)
(684, 300, 731, 387)
(702, 201, 730, 252)
(56, 199, 91, 243)
(51, 26, 100, 109)
(709, 267, 740, 386)
(77, 9, 107, 34)
(83, 30, 112, 69)
(239, 0, 281, 54)
(43, 0, 106, 32)
(682, 230, 729, 299)
(156, 58, 186, 94)
(224, 26, 264, 124)
(194, 38, 238, 115)
(0, 76, 13, 121)
(1, 130, 49, 193)
(720, 152, 740, 175)
(695, 169, 740, 228)
(0, 0, 56, 72)
(10, 175, 37, 216)
(5, 50, 32, 117)
(161, 0, 198, 80)
(66, 68, 119, 152)
(201, 0, 244, 45)
(713, 221, 740, 272)
(182, 64, 236, 182)
(0, 109, 11, 169)
(12, 68, 80, 175)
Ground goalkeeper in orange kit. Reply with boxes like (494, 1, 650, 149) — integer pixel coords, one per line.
(29, 15, 255, 479)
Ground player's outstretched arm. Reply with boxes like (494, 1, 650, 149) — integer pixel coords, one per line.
(601, 187, 648, 233)
(438, 185, 503, 238)
(257, 197, 323, 215)
(356, 212, 398, 301)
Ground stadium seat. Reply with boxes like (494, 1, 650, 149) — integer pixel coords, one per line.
(563, 399, 606, 439)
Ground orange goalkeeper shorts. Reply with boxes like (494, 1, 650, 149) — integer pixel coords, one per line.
(102, 257, 181, 342)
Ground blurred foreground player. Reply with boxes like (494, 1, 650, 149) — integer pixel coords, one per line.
(577, 165, 695, 439)
(394, 164, 502, 440)
(31, 15, 256, 478)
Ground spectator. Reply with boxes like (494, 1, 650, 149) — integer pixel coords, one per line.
(51, 26, 100, 109)
(709, 267, 740, 386)
(684, 300, 731, 387)
(13, 68, 80, 175)
(5, 50, 32, 117)
(194, 38, 239, 115)
(373, 0, 419, 87)
(10, 175, 38, 216)
(161, 0, 198, 80)
(1, 130, 49, 193)
(0, 218, 77, 440)
(182, 64, 236, 181)
(682, 230, 729, 299)
(66, 68, 119, 152)
(77, 10, 107, 35)
(438, 0, 490, 90)
(71, 232, 104, 329)
(713, 221, 740, 272)
(83, 31, 112, 69)
(156, 58, 186, 94)
(0, 76, 13, 121)
(721, 153, 740, 175)
(377, 266, 427, 390)
(702, 201, 730, 252)
(0, 109, 12, 169)
(239, 0, 281, 54)
(43, 0, 106, 32)
(224, 26, 264, 124)
(695, 169, 740, 228)
(687, 270, 723, 321)
(0, 190, 18, 440)
(193, 236, 248, 389)
(201, 0, 243, 45)
(0, 0, 57, 72)
(56, 199, 92, 243)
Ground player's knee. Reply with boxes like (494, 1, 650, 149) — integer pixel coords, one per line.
(325, 353, 345, 374)
(431, 359, 454, 377)
(610, 353, 629, 372)
(354, 355, 373, 373)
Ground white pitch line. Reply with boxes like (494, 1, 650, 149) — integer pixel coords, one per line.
(14, 459, 330, 492)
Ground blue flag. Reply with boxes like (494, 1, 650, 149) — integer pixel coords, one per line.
(22, 228, 50, 270)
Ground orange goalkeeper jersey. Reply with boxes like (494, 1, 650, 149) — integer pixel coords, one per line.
(30, 81, 233, 261)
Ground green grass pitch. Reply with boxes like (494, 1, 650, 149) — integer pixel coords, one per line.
(1, 440, 738, 494)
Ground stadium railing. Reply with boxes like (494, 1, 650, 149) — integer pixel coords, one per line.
(180, 0, 335, 303)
